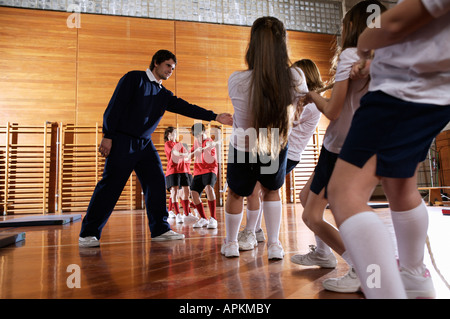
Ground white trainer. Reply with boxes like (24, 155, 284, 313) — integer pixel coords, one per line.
(193, 217, 209, 228)
(322, 268, 361, 293)
(400, 267, 436, 299)
(290, 245, 337, 268)
(255, 228, 266, 242)
(176, 214, 184, 224)
(79, 236, 100, 248)
(221, 240, 239, 258)
(268, 242, 285, 260)
(237, 229, 257, 251)
(168, 210, 176, 218)
(152, 230, 185, 241)
(207, 217, 218, 229)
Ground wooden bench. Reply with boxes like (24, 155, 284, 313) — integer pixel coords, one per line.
(418, 187, 450, 206)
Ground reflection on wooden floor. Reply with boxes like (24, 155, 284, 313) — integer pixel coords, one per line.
(0, 204, 449, 299)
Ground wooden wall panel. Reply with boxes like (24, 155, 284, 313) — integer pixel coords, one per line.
(174, 21, 249, 128)
(0, 7, 77, 126)
(77, 14, 176, 129)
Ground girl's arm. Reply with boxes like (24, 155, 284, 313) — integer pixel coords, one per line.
(307, 79, 349, 121)
(357, 0, 434, 59)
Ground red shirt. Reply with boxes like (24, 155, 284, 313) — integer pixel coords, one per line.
(191, 138, 218, 176)
(164, 141, 191, 176)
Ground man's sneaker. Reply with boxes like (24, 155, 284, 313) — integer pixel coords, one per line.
(168, 210, 176, 218)
(255, 228, 266, 242)
(176, 214, 184, 224)
(290, 245, 337, 268)
(221, 240, 239, 258)
(152, 230, 185, 241)
(79, 236, 100, 248)
(207, 217, 218, 229)
(322, 268, 361, 293)
(237, 229, 257, 251)
(193, 218, 209, 228)
(268, 242, 285, 260)
(400, 267, 436, 299)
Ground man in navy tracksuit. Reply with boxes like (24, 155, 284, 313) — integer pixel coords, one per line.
(79, 50, 233, 247)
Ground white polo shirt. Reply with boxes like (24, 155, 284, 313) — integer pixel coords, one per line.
(369, 0, 450, 105)
(228, 67, 309, 152)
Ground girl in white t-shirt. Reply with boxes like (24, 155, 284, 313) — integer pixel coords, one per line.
(237, 59, 323, 251)
(222, 16, 308, 259)
(290, 0, 387, 294)
(328, 0, 450, 299)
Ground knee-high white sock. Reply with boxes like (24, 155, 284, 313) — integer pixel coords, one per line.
(255, 207, 263, 231)
(314, 235, 332, 256)
(245, 208, 260, 233)
(339, 211, 406, 299)
(263, 200, 282, 245)
(391, 201, 428, 276)
(225, 212, 243, 243)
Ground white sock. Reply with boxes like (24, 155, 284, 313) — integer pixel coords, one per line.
(225, 212, 243, 243)
(245, 208, 260, 233)
(341, 250, 354, 268)
(339, 211, 406, 299)
(314, 235, 332, 256)
(255, 207, 263, 231)
(263, 200, 282, 245)
(391, 201, 428, 276)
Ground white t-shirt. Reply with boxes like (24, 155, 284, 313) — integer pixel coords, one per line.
(323, 48, 368, 154)
(287, 103, 321, 161)
(369, 0, 450, 105)
(228, 67, 309, 152)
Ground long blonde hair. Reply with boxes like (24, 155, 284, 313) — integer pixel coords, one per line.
(246, 16, 293, 159)
(292, 59, 325, 92)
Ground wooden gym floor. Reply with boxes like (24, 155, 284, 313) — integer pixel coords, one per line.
(0, 204, 449, 300)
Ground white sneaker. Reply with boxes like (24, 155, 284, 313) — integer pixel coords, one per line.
(207, 217, 218, 229)
(237, 229, 257, 251)
(268, 242, 285, 260)
(322, 268, 361, 293)
(193, 218, 209, 228)
(290, 245, 337, 268)
(400, 267, 436, 299)
(168, 210, 176, 218)
(79, 236, 100, 248)
(176, 214, 184, 224)
(221, 240, 239, 258)
(152, 230, 185, 241)
(184, 213, 199, 221)
(255, 228, 266, 242)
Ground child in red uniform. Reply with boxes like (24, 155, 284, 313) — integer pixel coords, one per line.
(190, 123, 219, 229)
(164, 127, 193, 224)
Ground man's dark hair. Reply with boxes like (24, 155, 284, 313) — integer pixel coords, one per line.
(150, 50, 177, 70)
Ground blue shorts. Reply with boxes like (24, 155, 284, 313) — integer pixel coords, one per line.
(310, 146, 338, 198)
(340, 91, 450, 178)
(226, 145, 288, 197)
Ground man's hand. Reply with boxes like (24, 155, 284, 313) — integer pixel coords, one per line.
(99, 138, 112, 157)
(215, 113, 233, 126)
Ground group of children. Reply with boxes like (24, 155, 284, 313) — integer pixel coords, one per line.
(164, 123, 219, 229)
(164, 0, 449, 299)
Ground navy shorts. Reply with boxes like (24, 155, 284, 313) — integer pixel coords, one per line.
(310, 146, 338, 198)
(166, 173, 192, 191)
(286, 159, 299, 175)
(226, 144, 288, 197)
(190, 172, 217, 194)
(340, 91, 450, 178)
